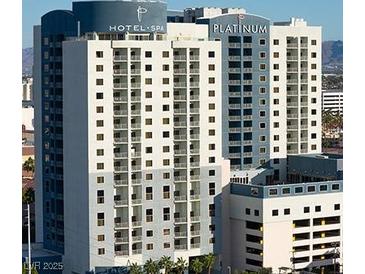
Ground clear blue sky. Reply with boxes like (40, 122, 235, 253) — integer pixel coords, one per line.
(22, 0, 343, 48)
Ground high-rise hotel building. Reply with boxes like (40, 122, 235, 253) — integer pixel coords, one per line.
(34, 1, 230, 273)
(34, 1, 322, 272)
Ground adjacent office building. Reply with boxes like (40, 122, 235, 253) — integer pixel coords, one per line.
(34, 1, 327, 273)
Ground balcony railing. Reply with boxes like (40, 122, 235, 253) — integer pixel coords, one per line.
(174, 95, 187, 101)
(115, 237, 129, 243)
(174, 68, 187, 74)
(175, 244, 187, 250)
(191, 243, 201, 249)
(114, 69, 128, 75)
(228, 56, 240, 61)
(132, 236, 142, 242)
(115, 166, 128, 172)
(130, 69, 141, 75)
(115, 250, 129, 256)
(190, 68, 200, 74)
(174, 82, 187, 88)
(114, 152, 128, 158)
(115, 180, 128, 186)
(191, 216, 200, 222)
(130, 55, 141, 61)
(175, 231, 187, 237)
(114, 110, 128, 116)
(132, 249, 142, 255)
(114, 137, 128, 143)
(174, 217, 187, 223)
(174, 55, 187, 61)
(114, 55, 128, 61)
(114, 200, 128, 206)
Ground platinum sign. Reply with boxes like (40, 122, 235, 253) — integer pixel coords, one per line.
(213, 24, 268, 34)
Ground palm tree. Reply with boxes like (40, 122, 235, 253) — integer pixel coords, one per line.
(144, 258, 160, 274)
(190, 258, 204, 274)
(159, 255, 173, 274)
(174, 257, 188, 274)
(23, 157, 35, 174)
(22, 187, 35, 204)
(130, 263, 143, 274)
(203, 253, 215, 274)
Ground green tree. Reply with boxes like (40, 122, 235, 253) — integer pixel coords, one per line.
(23, 157, 35, 174)
(130, 263, 143, 274)
(190, 258, 204, 274)
(203, 253, 215, 274)
(257, 268, 272, 274)
(159, 255, 173, 274)
(22, 187, 35, 204)
(144, 259, 160, 274)
(22, 263, 38, 274)
(174, 257, 188, 274)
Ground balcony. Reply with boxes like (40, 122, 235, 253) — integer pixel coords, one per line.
(114, 152, 128, 159)
(131, 110, 141, 115)
(287, 114, 298, 119)
(190, 82, 199, 88)
(228, 56, 241, 61)
(174, 176, 187, 182)
(132, 249, 142, 255)
(114, 137, 128, 144)
(190, 68, 200, 74)
(114, 83, 128, 89)
(229, 104, 241, 109)
(287, 43, 298, 48)
(190, 108, 199, 114)
(287, 102, 299, 107)
(229, 92, 241, 97)
(243, 80, 252, 85)
(114, 110, 128, 116)
(243, 127, 252, 132)
(228, 80, 241, 85)
(228, 43, 241, 48)
(191, 216, 200, 222)
(174, 55, 187, 61)
(229, 116, 241, 121)
(229, 128, 241, 133)
(175, 231, 187, 237)
(190, 175, 200, 181)
(287, 125, 299, 130)
(287, 68, 298, 73)
(243, 43, 252, 48)
(229, 153, 241, 158)
(114, 55, 128, 61)
(287, 56, 298, 61)
(131, 96, 141, 102)
(131, 136, 141, 142)
(131, 165, 141, 171)
(132, 221, 142, 227)
(131, 83, 141, 89)
(114, 124, 128, 130)
(174, 68, 187, 74)
(287, 79, 298, 84)
(131, 179, 142, 185)
(190, 194, 200, 200)
(287, 138, 298, 143)
(130, 55, 141, 61)
(243, 115, 252, 120)
(191, 243, 200, 249)
(174, 108, 187, 114)
(115, 180, 128, 186)
(190, 55, 199, 61)
(190, 95, 199, 101)
(190, 121, 199, 127)
(174, 135, 187, 140)
(130, 69, 141, 75)
(114, 166, 128, 172)
(174, 95, 187, 101)
(132, 199, 142, 205)
(228, 68, 241, 73)
(114, 221, 128, 229)
(229, 140, 241, 146)
(132, 236, 142, 242)
(175, 163, 187, 169)
(114, 96, 128, 102)
(190, 148, 200, 154)
(115, 237, 129, 243)
(114, 200, 128, 207)
(174, 121, 187, 127)
(175, 195, 187, 201)
(114, 69, 128, 75)
(174, 217, 188, 223)
(175, 244, 187, 250)
(190, 134, 199, 140)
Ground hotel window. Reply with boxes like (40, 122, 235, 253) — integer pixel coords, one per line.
(311, 52, 317, 58)
(96, 120, 104, 127)
(145, 78, 152, 85)
(209, 204, 215, 216)
(273, 64, 279, 70)
(96, 93, 103, 99)
(259, 136, 266, 142)
(96, 51, 103, 58)
(163, 159, 170, 166)
(274, 76, 279, 81)
(320, 185, 328, 192)
(273, 39, 279, 45)
(209, 144, 215, 150)
(163, 78, 169, 84)
(295, 187, 303, 193)
(209, 77, 215, 84)
(307, 185, 316, 192)
(284, 208, 290, 215)
(163, 172, 170, 179)
(259, 76, 266, 82)
(260, 147, 266, 154)
(96, 65, 103, 72)
(97, 176, 104, 184)
(311, 86, 317, 92)
(146, 244, 153, 250)
(163, 91, 169, 98)
(311, 98, 317, 103)
(209, 90, 215, 97)
(163, 105, 170, 111)
(209, 157, 216, 163)
(282, 187, 290, 195)
(311, 109, 317, 115)
(146, 173, 153, 180)
(274, 110, 279, 116)
(209, 117, 215, 123)
(260, 123, 266, 129)
(273, 87, 279, 93)
(209, 169, 216, 176)
(311, 144, 317, 150)
(273, 146, 279, 152)
(146, 230, 153, 237)
(273, 52, 279, 58)
(311, 40, 317, 46)
(163, 131, 170, 138)
(273, 99, 279, 105)
(97, 163, 104, 170)
(145, 118, 152, 125)
(311, 121, 317, 126)
(96, 106, 104, 113)
(146, 132, 152, 139)
(259, 99, 266, 106)
(163, 208, 170, 221)
(163, 146, 170, 153)
(334, 204, 340, 210)
(145, 105, 152, 112)
(97, 235, 105, 241)
(146, 160, 153, 167)
(209, 64, 215, 71)
(146, 209, 153, 222)
(97, 213, 104, 226)
(260, 87, 266, 94)
(311, 75, 317, 81)
(162, 118, 169, 124)
(146, 187, 153, 200)
(209, 104, 215, 110)
(209, 130, 215, 136)
(304, 206, 310, 213)
(145, 64, 152, 71)
(259, 52, 266, 59)
(209, 182, 215, 195)
(97, 190, 104, 204)
(162, 51, 169, 58)
(315, 206, 321, 212)
(98, 248, 105, 255)
(245, 208, 251, 215)
(259, 63, 266, 70)
(272, 209, 279, 216)
(163, 228, 170, 235)
(163, 186, 170, 199)
(260, 111, 265, 117)
(311, 64, 317, 69)
(259, 38, 266, 45)
(311, 133, 317, 139)
(145, 91, 152, 98)
(145, 51, 152, 58)
(96, 134, 104, 141)
(96, 149, 104, 156)
(208, 51, 215, 58)
(146, 147, 152, 154)
(269, 188, 278, 196)
(164, 243, 170, 249)
(163, 64, 169, 71)
(332, 184, 340, 190)
(96, 79, 103, 86)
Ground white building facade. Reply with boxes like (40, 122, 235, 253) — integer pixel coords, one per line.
(322, 89, 343, 114)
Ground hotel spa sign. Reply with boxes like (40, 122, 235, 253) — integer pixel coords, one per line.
(72, 1, 167, 34)
(213, 24, 268, 34)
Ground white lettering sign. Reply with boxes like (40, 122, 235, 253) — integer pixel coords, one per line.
(212, 24, 268, 34)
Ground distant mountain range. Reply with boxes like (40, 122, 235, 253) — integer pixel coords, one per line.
(22, 40, 343, 76)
